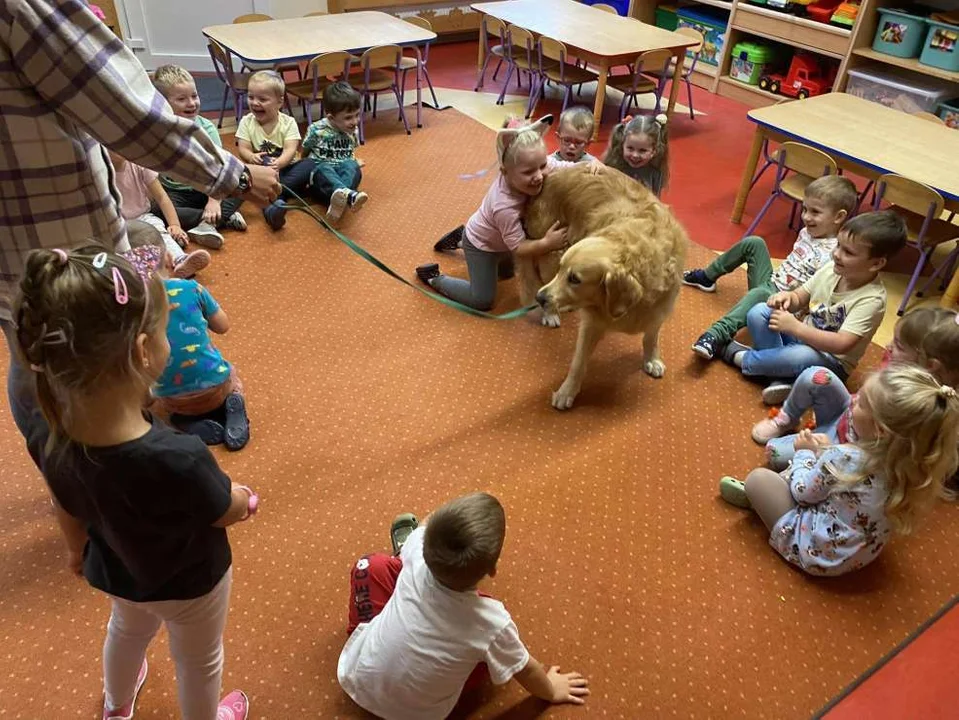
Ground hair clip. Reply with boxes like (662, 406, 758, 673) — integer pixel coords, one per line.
(622, 115, 634, 125)
(111, 266, 129, 305)
(655, 113, 668, 125)
(940, 385, 957, 399)
(52, 248, 68, 264)
(92, 252, 108, 269)
(42, 328, 69, 346)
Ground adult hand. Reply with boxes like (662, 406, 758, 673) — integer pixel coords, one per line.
(202, 199, 222, 225)
(543, 221, 568, 251)
(768, 308, 799, 334)
(240, 164, 281, 207)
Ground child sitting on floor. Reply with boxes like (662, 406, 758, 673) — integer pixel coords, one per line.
(152, 64, 247, 249)
(719, 365, 959, 576)
(301, 81, 368, 222)
(109, 150, 211, 279)
(552, 106, 598, 164)
(421, 115, 601, 312)
(684, 175, 858, 360)
(236, 70, 313, 231)
(723, 210, 907, 405)
(603, 114, 669, 196)
(337, 492, 589, 718)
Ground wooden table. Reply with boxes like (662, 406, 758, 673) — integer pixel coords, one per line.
(203, 12, 436, 128)
(733, 92, 959, 223)
(470, 0, 697, 140)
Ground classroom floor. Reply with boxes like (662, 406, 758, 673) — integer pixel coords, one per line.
(0, 42, 957, 720)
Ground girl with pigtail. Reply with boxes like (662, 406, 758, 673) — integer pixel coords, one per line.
(13, 246, 256, 720)
(603, 113, 670, 197)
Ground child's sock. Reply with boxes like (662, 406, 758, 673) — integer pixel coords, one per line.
(721, 340, 751, 368)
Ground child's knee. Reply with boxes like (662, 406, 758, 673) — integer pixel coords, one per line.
(746, 302, 770, 323)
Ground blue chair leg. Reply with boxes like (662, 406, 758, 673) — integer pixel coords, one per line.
(497, 64, 514, 105)
(899, 247, 932, 315)
(685, 77, 694, 120)
(742, 191, 781, 238)
(492, 58, 503, 81)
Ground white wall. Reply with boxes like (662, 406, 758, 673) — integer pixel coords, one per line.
(115, 0, 328, 71)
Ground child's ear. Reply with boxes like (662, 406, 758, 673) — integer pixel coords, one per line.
(835, 208, 849, 224)
(870, 256, 888, 273)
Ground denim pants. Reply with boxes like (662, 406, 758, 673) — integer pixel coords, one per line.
(765, 366, 850, 469)
(741, 303, 846, 380)
(279, 159, 316, 202)
(309, 160, 362, 205)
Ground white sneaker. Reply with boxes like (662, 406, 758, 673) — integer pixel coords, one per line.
(348, 190, 369, 213)
(326, 188, 350, 222)
(173, 249, 211, 279)
(224, 211, 247, 231)
(188, 222, 224, 249)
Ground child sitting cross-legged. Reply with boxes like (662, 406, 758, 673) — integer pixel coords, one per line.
(685, 175, 858, 361)
(719, 365, 959, 577)
(301, 81, 368, 222)
(723, 210, 907, 405)
(338, 492, 589, 718)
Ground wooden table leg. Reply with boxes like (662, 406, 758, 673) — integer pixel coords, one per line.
(732, 127, 765, 224)
(415, 47, 423, 128)
(591, 59, 609, 142)
(665, 49, 685, 116)
(476, 19, 487, 80)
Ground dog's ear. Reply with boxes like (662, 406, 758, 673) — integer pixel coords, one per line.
(602, 268, 643, 319)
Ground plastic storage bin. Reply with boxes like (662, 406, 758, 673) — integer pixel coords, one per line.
(939, 99, 959, 129)
(676, 6, 730, 67)
(872, 8, 927, 58)
(582, 0, 629, 15)
(845, 65, 954, 113)
(729, 41, 779, 85)
(920, 19, 959, 72)
(655, 3, 678, 31)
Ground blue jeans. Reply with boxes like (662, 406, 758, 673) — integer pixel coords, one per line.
(742, 303, 846, 380)
(278, 159, 316, 202)
(765, 366, 850, 470)
(309, 160, 362, 205)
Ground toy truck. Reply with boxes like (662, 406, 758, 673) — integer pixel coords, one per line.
(758, 52, 837, 99)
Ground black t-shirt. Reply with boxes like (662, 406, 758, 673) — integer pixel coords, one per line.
(30, 414, 232, 602)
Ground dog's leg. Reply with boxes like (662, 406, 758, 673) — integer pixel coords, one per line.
(536, 253, 562, 328)
(641, 287, 678, 378)
(552, 315, 604, 410)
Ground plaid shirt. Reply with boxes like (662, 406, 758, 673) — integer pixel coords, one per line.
(0, 0, 244, 321)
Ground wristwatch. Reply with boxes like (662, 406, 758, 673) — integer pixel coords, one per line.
(236, 165, 253, 195)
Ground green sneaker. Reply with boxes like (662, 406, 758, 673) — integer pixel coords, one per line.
(719, 477, 751, 509)
(390, 513, 419, 555)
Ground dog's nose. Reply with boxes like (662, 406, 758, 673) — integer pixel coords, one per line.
(535, 290, 548, 307)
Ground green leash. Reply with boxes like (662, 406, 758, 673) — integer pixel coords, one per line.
(281, 186, 537, 320)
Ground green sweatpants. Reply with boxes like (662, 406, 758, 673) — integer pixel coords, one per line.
(704, 236, 778, 343)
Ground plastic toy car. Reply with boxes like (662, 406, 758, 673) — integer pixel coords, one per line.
(758, 52, 837, 99)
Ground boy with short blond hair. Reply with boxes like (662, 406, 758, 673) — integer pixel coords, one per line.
(235, 70, 313, 231)
(552, 106, 597, 164)
(152, 64, 246, 249)
(686, 174, 859, 361)
(338, 492, 589, 718)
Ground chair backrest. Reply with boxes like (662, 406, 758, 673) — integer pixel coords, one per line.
(483, 15, 508, 46)
(360, 44, 403, 73)
(592, 3, 618, 13)
(404, 15, 432, 32)
(507, 24, 535, 60)
(875, 174, 945, 221)
(538, 36, 567, 64)
(635, 48, 672, 75)
(306, 51, 352, 84)
(207, 39, 239, 87)
(233, 13, 272, 23)
(779, 141, 837, 179)
(303, 11, 327, 16)
(675, 26, 704, 53)
(912, 111, 945, 124)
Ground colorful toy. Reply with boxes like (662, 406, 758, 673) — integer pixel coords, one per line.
(759, 52, 837, 99)
(831, 1, 860, 29)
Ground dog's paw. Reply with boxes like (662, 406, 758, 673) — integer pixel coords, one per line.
(551, 386, 578, 410)
(541, 312, 561, 328)
(644, 359, 666, 378)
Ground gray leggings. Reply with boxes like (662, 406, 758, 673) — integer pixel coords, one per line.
(431, 237, 513, 311)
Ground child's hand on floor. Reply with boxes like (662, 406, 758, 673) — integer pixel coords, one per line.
(546, 666, 589, 705)
(168, 225, 189, 247)
(768, 308, 800, 334)
(794, 429, 830, 453)
(203, 199, 222, 225)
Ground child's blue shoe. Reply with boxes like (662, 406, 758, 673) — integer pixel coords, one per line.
(263, 200, 287, 231)
(682, 268, 716, 293)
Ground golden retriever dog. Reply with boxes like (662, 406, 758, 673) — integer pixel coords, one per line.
(520, 164, 687, 410)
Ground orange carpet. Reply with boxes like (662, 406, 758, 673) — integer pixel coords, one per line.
(1, 108, 958, 719)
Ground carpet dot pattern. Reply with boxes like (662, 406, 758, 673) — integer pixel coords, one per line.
(0, 108, 957, 719)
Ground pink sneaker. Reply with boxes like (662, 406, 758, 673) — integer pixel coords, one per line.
(216, 690, 249, 720)
(751, 410, 796, 445)
(103, 659, 148, 720)
(173, 249, 212, 279)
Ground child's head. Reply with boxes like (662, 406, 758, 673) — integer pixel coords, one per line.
(12, 246, 169, 451)
(853, 365, 959, 532)
(830, 210, 907, 281)
(323, 81, 362, 135)
(497, 115, 551, 197)
(423, 492, 506, 591)
(891, 307, 959, 386)
(603, 114, 669, 189)
(555, 106, 595, 162)
(247, 70, 286, 124)
(153, 65, 200, 119)
(801, 175, 857, 239)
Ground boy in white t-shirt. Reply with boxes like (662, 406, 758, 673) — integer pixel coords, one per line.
(337, 492, 589, 719)
(684, 175, 858, 361)
(235, 71, 313, 231)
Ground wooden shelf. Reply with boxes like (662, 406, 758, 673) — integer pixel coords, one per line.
(679, 0, 733, 10)
(733, 3, 850, 58)
(716, 74, 781, 107)
(851, 47, 959, 84)
(737, 4, 850, 38)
